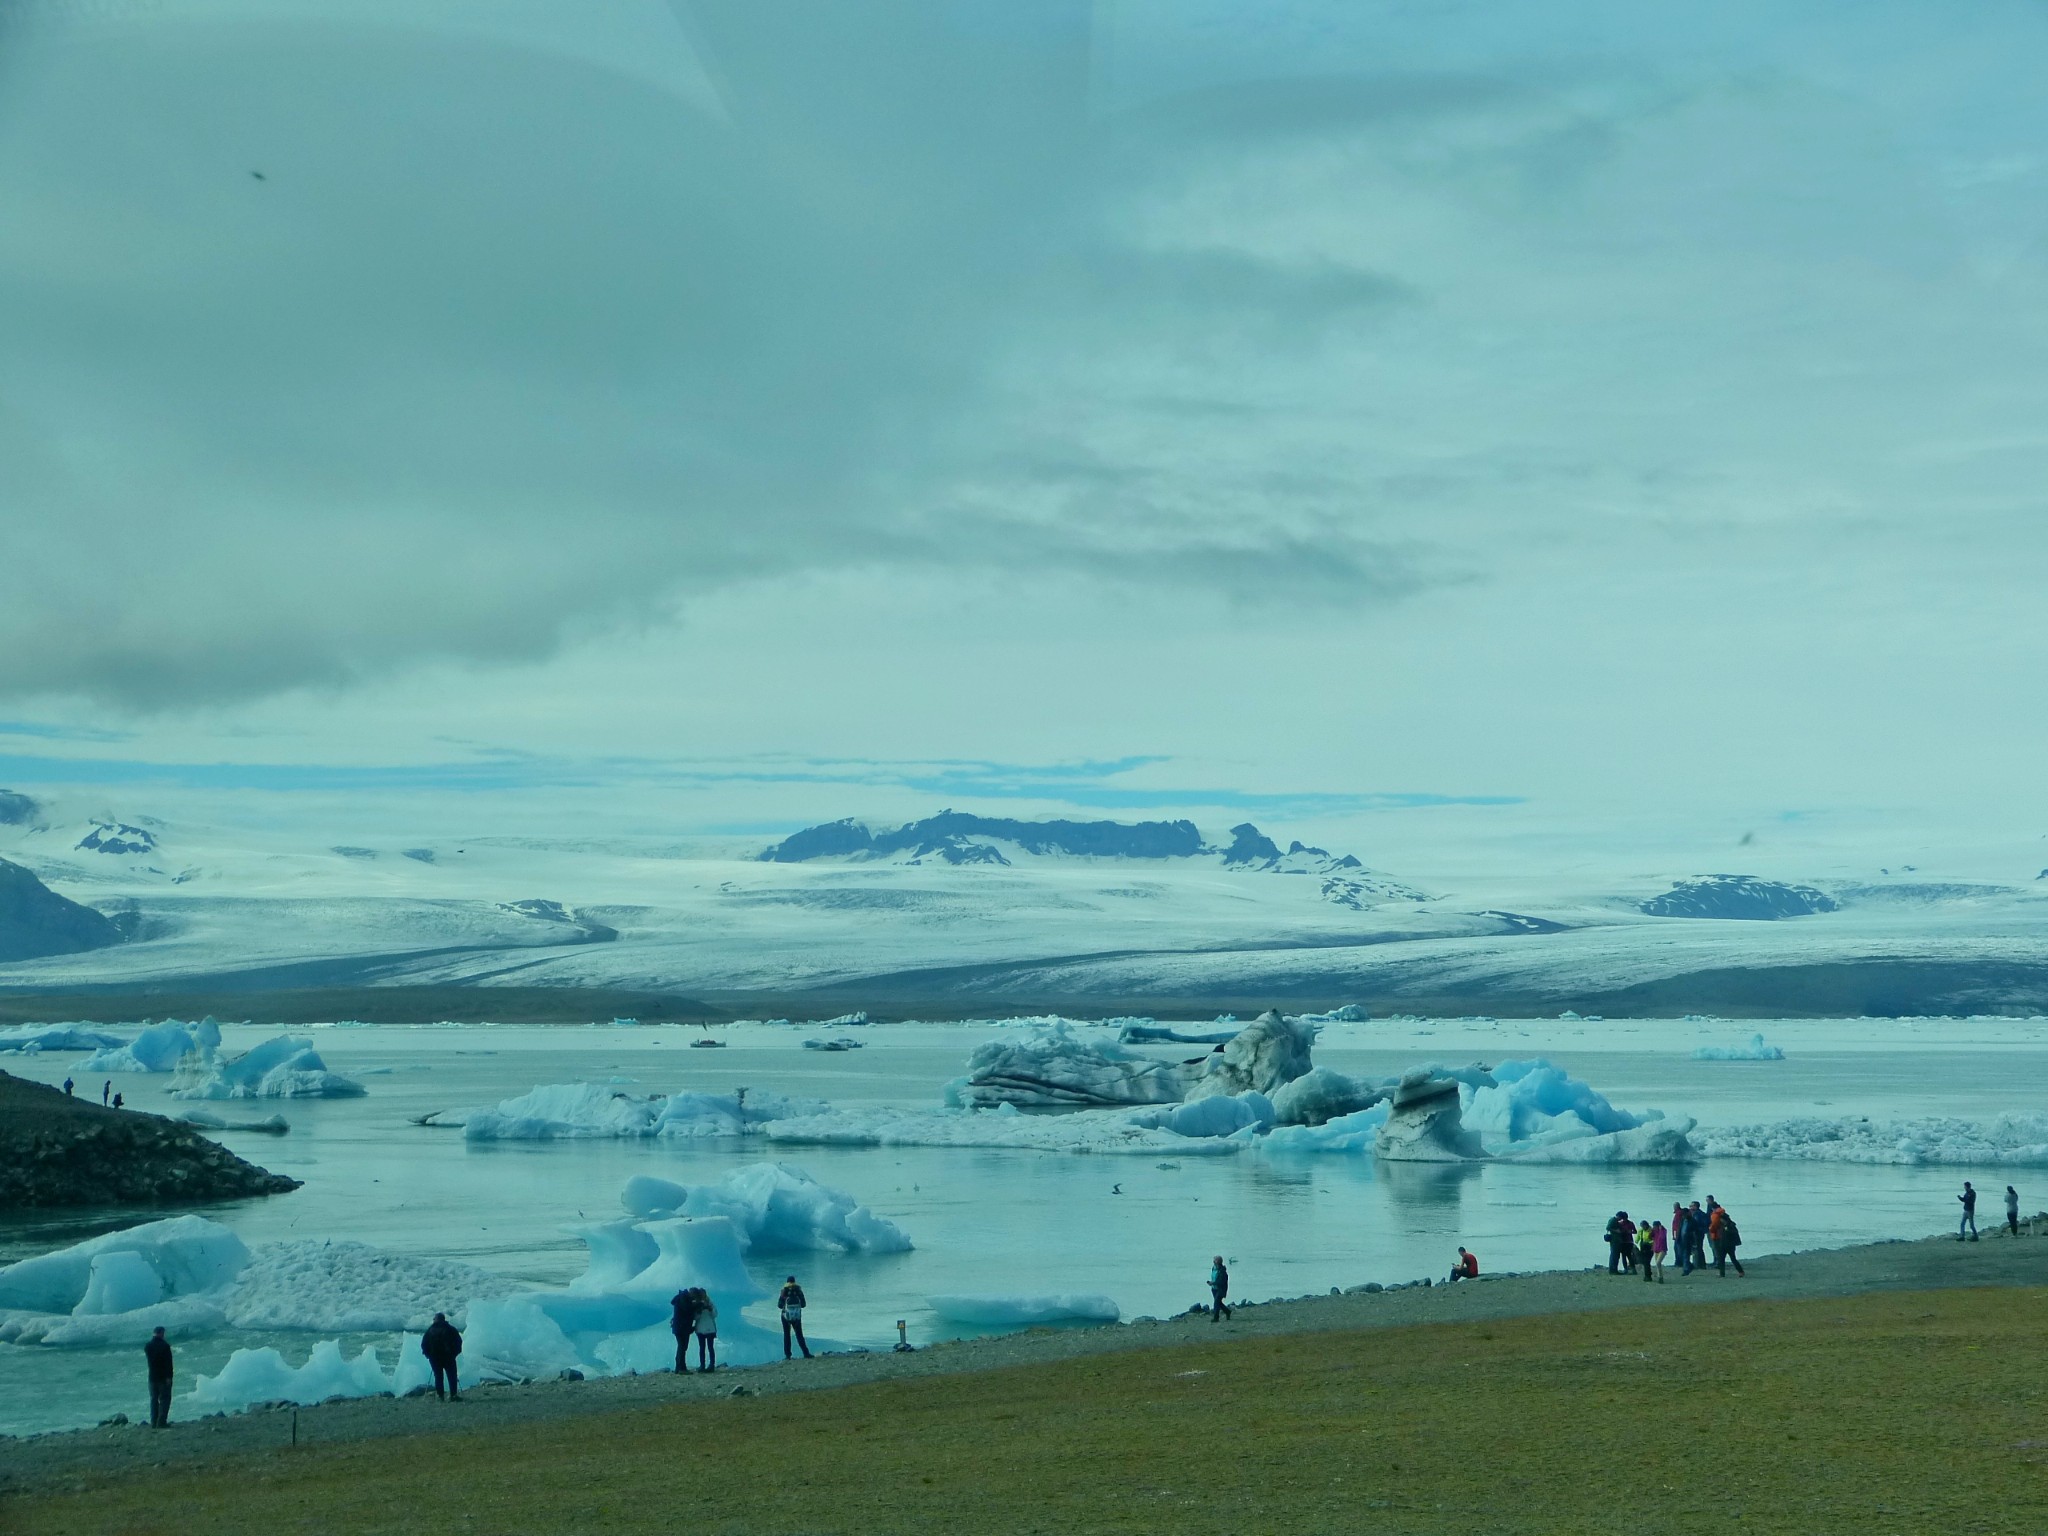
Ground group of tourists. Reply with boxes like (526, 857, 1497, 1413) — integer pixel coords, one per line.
(1959, 1181, 2023, 1241)
(1604, 1199, 1744, 1280)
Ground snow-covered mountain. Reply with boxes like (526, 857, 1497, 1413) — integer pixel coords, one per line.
(1, 790, 2046, 1016)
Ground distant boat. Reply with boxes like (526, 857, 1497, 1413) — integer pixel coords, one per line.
(803, 1037, 864, 1052)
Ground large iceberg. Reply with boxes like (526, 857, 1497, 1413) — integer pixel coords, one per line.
(619, 1162, 913, 1254)
(927, 1293, 1120, 1326)
(189, 1339, 393, 1412)
(1269, 1066, 1386, 1127)
(79, 1018, 222, 1073)
(1183, 1009, 1316, 1101)
(948, 1023, 1195, 1109)
(1341, 1059, 1695, 1164)
(0, 1215, 249, 1316)
(1375, 1071, 1487, 1162)
(168, 1034, 365, 1100)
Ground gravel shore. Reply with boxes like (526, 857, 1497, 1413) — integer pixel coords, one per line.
(6, 1224, 2044, 1498)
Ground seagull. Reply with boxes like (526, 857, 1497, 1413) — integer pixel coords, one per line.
(250, 170, 266, 181)
(1111, 1183, 1123, 1195)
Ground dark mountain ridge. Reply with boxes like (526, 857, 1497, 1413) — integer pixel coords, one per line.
(761, 811, 1365, 871)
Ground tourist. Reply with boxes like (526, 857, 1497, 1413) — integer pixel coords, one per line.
(2007, 1185, 2022, 1237)
(1605, 1211, 1632, 1274)
(144, 1326, 173, 1428)
(112, 1092, 123, 1109)
(420, 1312, 463, 1400)
(670, 1288, 699, 1373)
(693, 1288, 719, 1370)
(1686, 1201, 1710, 1273)
(101, 1080, 111, 1105)
(62, 1077, 73, 1096)
(1959, 1181, 1979, 1242)
(778, 1275, 812, 1359)
(1710, 1207, 1746, 1276)
(1208, 1256, 1232, 1321)
(1651, 1219, 1668, 1282)
(1448, 1246, 1478, 1282)
(1636, 1220, 1655, 1283)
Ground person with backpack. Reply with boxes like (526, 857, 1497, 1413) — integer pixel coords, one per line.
(693, 1288, 719, 1370)
(670, 1288, 700, 1373)
(2007, 1185, 2022, 1237)
(143, 1327, 174, 1429)
(1711, 1208, 1746, 1276)
(1208, 1256, 1232, 1322)
(1959, 1181, 1979, 1242)
(420, 1312, 463, 1400)
(778, 1275, 812, 1360)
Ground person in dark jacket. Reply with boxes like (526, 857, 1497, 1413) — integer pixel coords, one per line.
(1604, 1212, 1633, 1274)
(101, 1080, 111, 1105)
(670, 1289, 699, 1373)
(693, 1289, 719, 1371)
(1959, 1181, 1979, 1241)
(420, 1313, 463, 1400)
(63, 1077, 74, 1096)
(112, 1092, 123, 1109)
(1208, 1256, 1232, 1322)
(2007, 1185, 2022, 1237)
(778, 1276, 812, 1360)
(144, 1326, 174, 1428)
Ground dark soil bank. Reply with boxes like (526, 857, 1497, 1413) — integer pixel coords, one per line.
(0, 1071, 300, 1210)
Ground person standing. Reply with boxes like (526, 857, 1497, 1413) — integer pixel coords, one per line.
(778, 1275, 812, 1360)
(1651, 1220, 1668, 1282)
(101, 1080, 111, 1106)
(1959, 1181, 1979, 1242)
(1636, 1220, 1655, 1283)
(420, 1312, 463, 1400)
(670, 1288, 699, 1373)
(693, 1289, 719, 1371)
(2006, 1185, 2021, 1238)
(1208, 1256, 1232, 1321)
(63, 1077, 74, 1096)
(1605, 1212, 1633, 1275)
(1686, 1202, 1710, 1273)
(144, 1327, 174, 1428)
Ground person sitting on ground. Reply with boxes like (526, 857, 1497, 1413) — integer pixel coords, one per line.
(670, 1287, 699, 1373)
(1959, 1181, 1979, 1242)
(144, 1326, 174, 1429)
(2007, 1185, 2022, 1238)
(1208, 1256, 1232, 1322)
(1448, 1246, 1478, 1282)
(1636, 1220, 1655, 1283)
(778, 1275, 812, 1360)
(693, 1288, 719, 1371)
(421, 1312, 463, 1401)
(1651, 1219, 1668, 1282)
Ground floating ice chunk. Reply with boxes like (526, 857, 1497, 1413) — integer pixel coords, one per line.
(7, 1293, 227, 1347)
(949, 1023, 1194, 1109)
(1462, 1059, 1647, 1149)
(1269, 1066, 1385, 1127)
(0, 1023, 126, 1054)
(1184, 1010, 1316, 1101)
(622, 1217, 769, 1305)
(178, 1109, 290, 1134)
(1692, 1034, 1786, 1061)
(622, 1163, 912, 1254)
(224, 1241, 514, 1331)
(654, 1089, 829, 1137)
(565, 1219, 661, 1294)
(1375, 1071, 1487, 1161)
(765, 1106, 1242, 1157)
(1299, 1005, 1368, 1024)
(1116, 1023, 1237, 1045)
(188, 1339, 392, 1412)
(1503, 1118, 1700, 1164)
(1696, 1112, 2048, 1165)
(926, 1293, 1120, 1326)
(391, 1334, 434, 1397)
(0, 1216, 250, 1315)
(464, 1082, 662, 1140)
(1132, 1092, 1273, 1139)
(169, 1034, 364, 1100)
(462, 1296, 586, 1380)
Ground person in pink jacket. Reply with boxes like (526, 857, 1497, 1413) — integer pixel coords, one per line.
(1650, 1220, 1669, 1282)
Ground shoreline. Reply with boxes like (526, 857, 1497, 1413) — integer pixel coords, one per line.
(6, 1223, 2045, 1499)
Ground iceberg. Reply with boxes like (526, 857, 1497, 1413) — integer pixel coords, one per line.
(949, 1023, 1195, 1108)
(1375, 1071, 1487, 1162)
(1696, 1112, 2048, 1166)
(0, 1215, 250, 1315)
(223, 1241, 515, 1332)
(1260, 1101, 1392, 1154)
(1130, 1092, 1273, 1139)
(1366, 1060, 1692, 1164)
(451, 1084, 828, 1141)
(926, 1293, 1120, 1326)
(1299, 1005, 1368, 1024)
(619, 1162, 912, 1254)
(1692, 1034, 1787, 1062)
(1269, 1066, 1386, 1127)
(765, 1105, 1242, 1156)
(168, 1034, 365, 1100)
(79, 1018, 222, 1073)
(189, 1339, 393, 1412)
(1183, 1010, 1316, 1101)
(1116, 1023, 1238, 1046)
(0, 1023, 126, 1054)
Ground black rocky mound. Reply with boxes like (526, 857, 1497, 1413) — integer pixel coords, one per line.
(0, 857, 126, 963)
(1640, 875, 1839, 921)
(761, 810, 1208, 865)
(0, 1072, 300, 1210)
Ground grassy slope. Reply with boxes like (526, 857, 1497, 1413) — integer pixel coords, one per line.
(12, 1286, 2048, 1536)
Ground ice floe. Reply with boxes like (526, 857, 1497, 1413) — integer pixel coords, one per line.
(1696, 1113, 2048, 1166)
(619, 1162, 913, 1254)
(168, 1034, 365, 1100)
(0, 1023, 125, 1054)
(947, 1022, 1195, 1108)
(1692, 1033, 1787, 1061)
(449, 1084, 829, 1140)
(764, 1104, 1240, 1156)
(79, 1018, 221, 1073)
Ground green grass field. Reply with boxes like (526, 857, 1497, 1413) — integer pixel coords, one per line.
(12, 1286, 2048, 1535)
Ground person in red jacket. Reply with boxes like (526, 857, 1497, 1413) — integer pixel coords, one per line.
(1448, 1246, 1479, 1282)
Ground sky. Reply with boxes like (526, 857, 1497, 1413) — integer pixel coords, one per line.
(4, 0, 2048, 869)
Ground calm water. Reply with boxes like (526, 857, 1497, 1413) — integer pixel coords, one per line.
(4, 1017, 2044, 1437)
